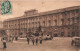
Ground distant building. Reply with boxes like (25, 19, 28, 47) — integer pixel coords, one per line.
(3, 6, 80, 37)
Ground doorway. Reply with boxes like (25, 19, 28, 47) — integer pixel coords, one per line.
(60, 32, 64, 37)
(54, 33, 58, 37)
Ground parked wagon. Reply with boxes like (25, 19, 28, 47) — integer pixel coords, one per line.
(72, 37, 80, 48)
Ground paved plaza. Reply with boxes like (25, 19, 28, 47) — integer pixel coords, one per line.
(0, 37, 79, 51)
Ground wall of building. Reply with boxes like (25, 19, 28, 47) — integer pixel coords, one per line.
(3, 6, 80, 37)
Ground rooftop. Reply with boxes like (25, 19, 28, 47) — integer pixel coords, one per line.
(4, 6, 80, 22)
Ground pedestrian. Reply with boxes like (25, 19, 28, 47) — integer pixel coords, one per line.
(27, 37, 30, 45)
(39, 37, 43, 44)
(2, 38, 7, 49)
(15, 36, 18, 40)
(50, 35, 53, 40)
(32, 36, 35, 45)
(9, 36, 12, 42)
(0, 37, 3, 49)
(11, 36, 14, 42)
(71, 39, 74, 46)
(36, 37, 38, 45)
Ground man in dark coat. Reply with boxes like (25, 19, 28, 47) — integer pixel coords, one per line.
(32, 36, 35, 45)
(27, 37, 30, 45)
(71, 40, 74, 46)
(36, 38, 38, 45)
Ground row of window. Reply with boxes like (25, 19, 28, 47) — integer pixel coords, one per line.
(4, 16, 79, 29)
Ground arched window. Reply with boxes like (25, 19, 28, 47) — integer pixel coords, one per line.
(48, 20, 51, 26)
(54, 19, 57, 26)
(61, 18, 64, 26)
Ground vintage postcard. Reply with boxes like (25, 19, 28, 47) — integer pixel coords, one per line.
(0, 0, 80, 51)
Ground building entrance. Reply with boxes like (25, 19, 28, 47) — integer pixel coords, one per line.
(54, 33, 58, 37)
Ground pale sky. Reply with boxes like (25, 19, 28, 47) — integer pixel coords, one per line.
(0, 0, 80, 21)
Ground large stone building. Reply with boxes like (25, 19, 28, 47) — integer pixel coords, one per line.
(3, 6, 80, 37)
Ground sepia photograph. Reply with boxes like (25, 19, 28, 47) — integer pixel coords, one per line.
(0, 0, 80, 51)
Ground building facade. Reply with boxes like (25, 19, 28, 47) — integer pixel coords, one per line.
(3, 6, 80, 37)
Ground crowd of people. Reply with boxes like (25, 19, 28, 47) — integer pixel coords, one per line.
(8, 36, 18, 42)
(0, 32, 43, 49)
(26, 31, 44, 45)
(0, 30, 53, 49)
(0, 35, 18, 49)
(27, 36, 43, 45)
